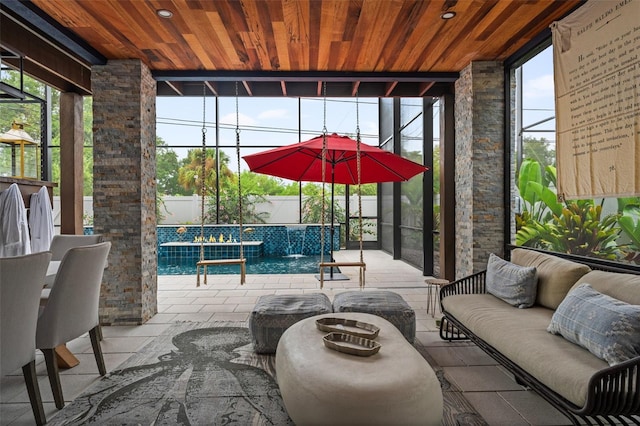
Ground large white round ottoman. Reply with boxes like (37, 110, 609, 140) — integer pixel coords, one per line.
(275, 312, 443, 425)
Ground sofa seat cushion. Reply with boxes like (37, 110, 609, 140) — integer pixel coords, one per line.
(511, 248, 591, 309)
(443, 294, 608, 407)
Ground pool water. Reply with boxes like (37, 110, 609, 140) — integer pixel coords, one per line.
(158, 255, 329, 275)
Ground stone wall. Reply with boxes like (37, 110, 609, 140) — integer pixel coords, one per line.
(92, 59, 157, 325)
(454, 61, 506, 277)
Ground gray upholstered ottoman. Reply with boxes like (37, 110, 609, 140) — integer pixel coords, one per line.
(249, 293, 332, 353)
(332, 290, 416, 343)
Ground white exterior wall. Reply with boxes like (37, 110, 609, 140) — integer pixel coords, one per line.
(53, 195, 377, 226)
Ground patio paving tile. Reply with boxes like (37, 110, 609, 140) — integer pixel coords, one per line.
(443, 365, 524, 392)
(464, 391, 530, 426)
(498, 391, 572, 425)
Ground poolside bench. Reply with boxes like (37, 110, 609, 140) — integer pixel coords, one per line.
(196, 258, 246, 286)
(319, 261, 366, 288)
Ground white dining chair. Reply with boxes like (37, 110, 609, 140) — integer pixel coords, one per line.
(44, 234, 104, 287)
(49, 234, 104, 262)
(0, 251, 52, 425)
(36, 241, 111, 409)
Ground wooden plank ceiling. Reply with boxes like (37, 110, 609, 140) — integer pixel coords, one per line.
(5, 0, 582, 97)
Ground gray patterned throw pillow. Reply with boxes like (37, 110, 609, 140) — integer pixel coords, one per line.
(486, 253, 538, 308)
(548, 283, 640, 366)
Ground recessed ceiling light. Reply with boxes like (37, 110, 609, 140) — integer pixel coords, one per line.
(441, 11, 456, 19)
(157, 9, 173, 18)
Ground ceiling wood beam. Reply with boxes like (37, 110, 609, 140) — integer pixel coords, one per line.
(204, 81, 219, 96)
(1, 0, 105, 65)
(154, 70, 459, 83)
(1, 14, 92, 94)
(155, 80, 453, 98)
(3, 57, 90, 95)
(242, 81, 253, 96)
(418, 82, 435, 96)
(351, 81, 361, 97)
(163, 81, 184, 96)
(384, 81, 398, 97)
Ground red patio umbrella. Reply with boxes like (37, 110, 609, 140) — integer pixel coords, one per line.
(243, 133, 429, 279)
(243, 133, 428, 185)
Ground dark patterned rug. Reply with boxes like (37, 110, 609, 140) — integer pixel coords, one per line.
(49, 322, 485, 425)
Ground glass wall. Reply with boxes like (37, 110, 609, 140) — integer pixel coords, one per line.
(510, 46, 640, 266)
(379, 99, 395, 255)
(0, 71, 51, 182)
(399, 99, 424, 269)
(156, 96, 380, 239)
(431, 99, 441, 277)
(377, 97, 435, 274)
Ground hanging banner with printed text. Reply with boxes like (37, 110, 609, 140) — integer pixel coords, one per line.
(552, 0, 639, 200)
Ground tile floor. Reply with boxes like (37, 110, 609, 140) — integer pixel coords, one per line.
(1, 250, 571, 426)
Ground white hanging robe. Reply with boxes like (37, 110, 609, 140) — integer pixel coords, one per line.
(29, 186, 55, 253)
(0, 183, 31, 257)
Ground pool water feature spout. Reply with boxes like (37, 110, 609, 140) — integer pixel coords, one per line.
(285, 225, 308, 258)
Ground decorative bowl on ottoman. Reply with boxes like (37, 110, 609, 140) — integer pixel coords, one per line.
(332, 290, 416, 343)
(249, 293, 333, 353)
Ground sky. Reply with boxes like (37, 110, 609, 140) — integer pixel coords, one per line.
(520, 46, 557, 143)
(156, 96, 380, 173)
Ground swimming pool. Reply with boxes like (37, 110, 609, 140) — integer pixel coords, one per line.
(158, 255, 327, 275)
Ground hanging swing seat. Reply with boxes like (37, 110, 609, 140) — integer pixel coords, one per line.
(316, 83, 367, 290)
(319, 261, 366, 288)
(197, 258, 246, 286)
(195, 82, 247, 288)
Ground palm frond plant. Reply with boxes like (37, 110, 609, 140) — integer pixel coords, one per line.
(617, 199, 640, 263)
(515, 159, 563, 246)
(532, 199, 621, 260)
(515, 159, 626, 261)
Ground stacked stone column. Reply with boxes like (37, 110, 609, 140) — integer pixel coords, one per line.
(454, 61, 506, 277)
(92, 60, 157, 325)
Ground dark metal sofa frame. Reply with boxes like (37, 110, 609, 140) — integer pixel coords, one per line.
(438, 248, 640, 426)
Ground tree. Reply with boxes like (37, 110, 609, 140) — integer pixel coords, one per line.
(348, 183, 377, 196)
(205, 172, 270, 224)
(522, 136, 555, 170)
(178, 149, 233, 195)
(301, 183, 344, 224)
(81, 97, 93, 195)
(156, 137, 190, 195)
(238, 172, 295, 195)
(432, 144, 440, 196)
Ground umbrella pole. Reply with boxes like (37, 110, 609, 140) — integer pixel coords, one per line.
(330, 178, 335, 278)
(321, 170, 348, 281)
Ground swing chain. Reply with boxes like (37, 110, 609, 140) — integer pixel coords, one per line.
(200, 83, 207, 263)
(355, 91, 364, 267)
(235, 82, 244, 261)
(319, 82, 328, 286)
